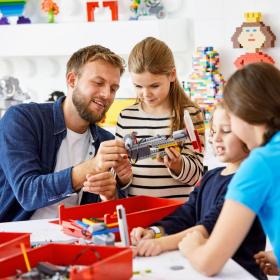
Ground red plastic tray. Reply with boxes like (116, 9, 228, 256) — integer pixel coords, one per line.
(59, 195, 183, 238)
(0, 243, 132, 279)
(0, 232, 30, 261)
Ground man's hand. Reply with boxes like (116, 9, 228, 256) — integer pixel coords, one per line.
(91, 139, 128, 172)
(83, 171, 117, 201)
(114, 155, 132, 186)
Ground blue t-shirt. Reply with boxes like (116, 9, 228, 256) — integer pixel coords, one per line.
(226, 131, 280, 266)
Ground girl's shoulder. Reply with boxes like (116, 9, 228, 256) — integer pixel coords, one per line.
(120, 102, 140, 113)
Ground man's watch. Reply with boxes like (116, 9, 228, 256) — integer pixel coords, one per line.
(149, 226, 161, 238)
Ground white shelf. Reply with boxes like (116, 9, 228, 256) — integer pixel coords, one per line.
(0, 18, 190, 57)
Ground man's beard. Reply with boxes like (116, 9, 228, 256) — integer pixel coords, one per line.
(72, 87, 108, 124)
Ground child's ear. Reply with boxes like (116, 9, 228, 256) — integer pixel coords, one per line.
(169, 68, 176, 82)
(66, 72, 77, 89)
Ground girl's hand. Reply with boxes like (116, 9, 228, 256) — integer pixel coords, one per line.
(156, 146, 183, 176)
(130, 227, 155, 245)
(254, 251, 280, 276)
(113, 155, 133, 186)
(178, 230, 207, 258)
(136, 238, 164, 257)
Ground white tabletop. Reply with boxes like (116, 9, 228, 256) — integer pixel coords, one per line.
(0, 219, 256, 279)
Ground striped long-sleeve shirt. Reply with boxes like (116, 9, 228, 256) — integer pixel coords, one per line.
(116, 103, 205, 200)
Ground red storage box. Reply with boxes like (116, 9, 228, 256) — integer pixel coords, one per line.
(0, 232, 30, 261)
(0, 243, 133, 279)
(59, 195, 183, 238)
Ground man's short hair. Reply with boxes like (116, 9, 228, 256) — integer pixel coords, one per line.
(66, 45, 125, 76)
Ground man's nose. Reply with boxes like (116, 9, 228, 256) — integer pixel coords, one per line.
(100, 85, 111, 99)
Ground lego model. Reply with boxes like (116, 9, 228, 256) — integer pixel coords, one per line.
(124, 111, 202, 163)
(41, 0, 59, 23)
(0, 0, 31, 25)
(231, 12, 276, 69)
(130, 0, 165, 20)
(86, 0, 118, 21)
(0, 76, 30, 117)
(185, 46, 225, 122)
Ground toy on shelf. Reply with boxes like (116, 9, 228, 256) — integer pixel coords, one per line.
(0, 76, 30, 117)
(129, 0, 166, 20)
(124, 111, 203, 163)
(0, 0, 31, 25)
(231, 12, 276, 69)
(86, 0, 118, 21)
(185, 46, 225, 122)
(41, 0, 59, 23)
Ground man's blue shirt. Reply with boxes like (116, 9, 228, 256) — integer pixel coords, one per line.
(0, 97, 124, 222)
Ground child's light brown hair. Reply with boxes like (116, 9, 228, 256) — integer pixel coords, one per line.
(128, 37, 202, 133)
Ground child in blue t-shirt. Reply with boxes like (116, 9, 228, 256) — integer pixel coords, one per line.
(130, 102, 267, 279)
(179, 62, 280, 277)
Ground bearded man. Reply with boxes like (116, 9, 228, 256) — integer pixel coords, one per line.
(0, 45, 132, 222)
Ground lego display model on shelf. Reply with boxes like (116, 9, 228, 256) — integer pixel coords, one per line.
(0, 18, 189, 56)
(231, 12, 276, 69)
(185, 46, 225, 122)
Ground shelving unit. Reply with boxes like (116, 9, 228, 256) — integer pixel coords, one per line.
(0, 18, 190, 56)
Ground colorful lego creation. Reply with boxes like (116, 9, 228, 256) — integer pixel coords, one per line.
(231, 12, 276, 69)
(185, 47, 225, 122)
(86, 0, 118, 21)
(41, 0, 59, 23)
(124, 111, 202, 163)
(129, 0, 165, 20)
(0, 0, 31, 25)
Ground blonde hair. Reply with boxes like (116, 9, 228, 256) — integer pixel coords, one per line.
(128, 37, 201, 133)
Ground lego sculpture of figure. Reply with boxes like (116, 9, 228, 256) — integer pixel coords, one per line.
(0, 76, 30, 117)
(0, 0, 31, 25)
(185, 47, 225, 122)
(231, 12, 276, 69)
(130, 0, 165, 20)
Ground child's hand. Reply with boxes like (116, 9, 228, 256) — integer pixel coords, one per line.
(136, 238, 164, 257)
(156, 147, 183, 176)
(178, 230, 206, 258)
(113, 155, 132, 186)
(130, 227, 155, 245)
(254, 251, 279, 275)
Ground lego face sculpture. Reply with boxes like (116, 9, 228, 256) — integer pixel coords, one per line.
(238, 26, 266, 51)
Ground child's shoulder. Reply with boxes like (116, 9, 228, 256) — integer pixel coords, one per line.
(120, 102, 140, 113)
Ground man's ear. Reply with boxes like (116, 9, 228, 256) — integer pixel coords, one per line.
(66, 72, 77, 89)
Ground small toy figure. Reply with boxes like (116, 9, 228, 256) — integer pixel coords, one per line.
(41, 0, 59, 23)
(185, 47, 225, 122)
(46, 91, 65, 102)
(0, 0, 31, 25)
(129, 0, 165, 20)
(231, 12, 276, 69)
(0, 76, 30, 117)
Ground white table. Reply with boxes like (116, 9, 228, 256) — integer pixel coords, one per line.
(0, 219, 256, 279)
